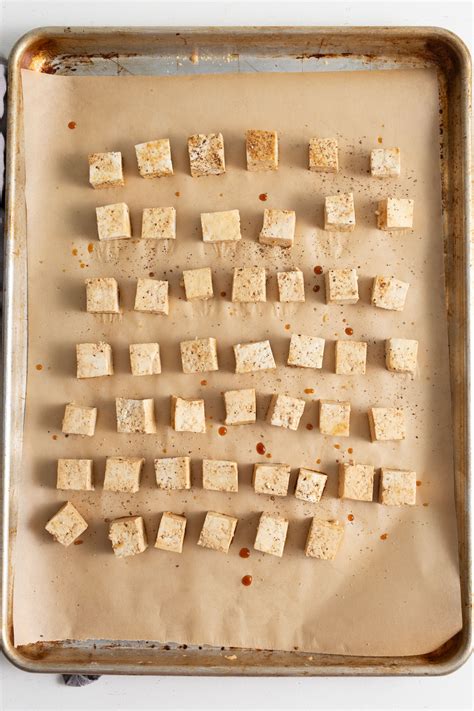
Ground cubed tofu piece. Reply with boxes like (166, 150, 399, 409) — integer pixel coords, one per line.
(115, 397, 157, 434)
(325, 268, 359, 304)
(287, 334, 325, 369)
(266, 394, 305, 431)
(202, 459, 238, 493)
(234, 340, 276, 373)
(141, 207, 176, 240)
(324, 192, 355, 231)
(371, 276, 409, 312)
(379, 468, 417, 506)
(370, 148, 401, 178)
(246, 129, 278, 171)
(88, 151, 123, 189)
(253, 463, 291, 497)
(155, 512, 187, 553)
(129, 343, 161, 376)
(338, 463, 375, 502)
(385, 338, 418, 374)
(45, 502, 88, 547)
(96, 203, 131, 241)
(305, 519, 344, 560)
(259, 209, 296, 248)
(103, 457, 144, 493)
(232, 267, 266, 303)
(224, 388, 256, 425)
(76, 342, 113, 379)
(368, 407, 406, 441)
(335, 340, 367, 375)
(134, 278, 169, 315)
(57, 459, 94, 491)
(201, 209, 241, 243)
(62, 403, 97, 437)
(377, 197, 414, 230)
(155, 457, 191, 490)
(277, 270, 305, 303)
(108, 516, 148, 558)
(254, 513, 289, 557)
(180, 337, 218, 374)
(135, 139, 173, 178)
(197, 511, 238, 553)
(183, 267, 213, 301)
(309, 137, 339, 173)
(294, 468, 327, 503)
(171, 396, 206, 433)
(188, 132, 225, 177)
(85, 277, 120, 314)
(319, 400, 351, 437)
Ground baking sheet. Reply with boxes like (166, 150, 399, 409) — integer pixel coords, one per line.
(12, 67, 462, 655)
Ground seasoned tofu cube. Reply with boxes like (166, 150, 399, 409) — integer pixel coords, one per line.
(325, 268, 359, 304)
(259, 209, 296, 248)
(134, 278, 169, 315)
(57, 459, 94, 491)
(324, 192, 355, 231)
(96, 203, 131, 241)
(62, 403, 97, 437)
(180, 337, 218, 374)
(45, 501, 88, 547)
(377, 197, 414, 230)
(368, 407, 405, 441)
(85, 277, 120, 314)
(88, 151, 123, 189)
(246, 129, 278, 171)
(115, 397, 157, 434)
(141, 207, 176, 240)
(135, 139, 173, 178)
(155, 512, 187, 553)
(335, 340, 367, 375)
(379, 468, 417, 506)
(385, 338, 418, 374)
(233, 340, 276, 373)
(171, 396, 206, 433)
(294, 468, 327, 504)
(253, 463, 291, 497)
(201, 209, 241, 242)
(309, 137, 338, 173)
(224, 388, 256, 426)
(129, 343, 161, 376)
(287, 334, 325, 369)
(254, 513, 288, 557)
(154, 457, 191, 490)
(108, 516, 148, 558)
(277, 270, 305, 303)
(371, 276, 409, 312)
(188, 132, 225, 177)
(232, 267, 266, 303)
(338, 463, 375, 502)
(266, 394, 305, 431)
(103, 457, 144, 493)
(319, 400, 351, 437)
(370, 148, 401, 178)
(305, 519, 344, 560)
(202, 459, 238, 493)
(183, 267, 213, 301)
(76, 342, 113, 379)
(197, 511, 238, 553)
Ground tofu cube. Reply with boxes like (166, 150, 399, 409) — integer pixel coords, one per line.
(183, 267, 213, 301)
(85, 277, 120, 314)
(141, 207, 176, 240)
(62, 403, 97, 437)
(305, 519, 344, 560)
(368, 407, 405, 441)
(129, 343, 161, 376)
(108, 516, 148, 558)
(371, 276, 409, 311)
(232, 267, 266, 303)
(115, 397, 157, 434)
(309, 137, 339, 173)
(134, 278, 169, 315)
(253, 463, 291, 497)
(324, 192, 355, 232)
(88, 151, 124, 189)
(103, 457, 144, 493)
(379, 468, 417, 506)
(335, 340, 367, 375)
(370, 148, 401, 178)
(76, 342, 113, 379)
(96, 203, 131, 241)
(319, 400, 351, 437)
(287, 334, 325, 369)
(254, 513, 288, 557)
(201, 209, 241, 243)
(180, 337, 218, 374)
(154, 457, 191, 490)
(325, 269, 359, 304)
(45, 502, 88, 547)
(259, 209, 296, 248)
(171, 396, 206, 433)
(385, 338, 418, 374)
(57, 459, 94, 491)
(266, 394, 305, 431)
(197, 511, 238, 553)
(233, 340, 276, 373)
(294, 468, 327, 503)
(246, 129, 278, 171)
(224, 388, 256, 426)
(377, 197, 414, 230)
(277, 270, 305, 303)
(338, 463, 375, 502)
(155, 512, 187, 553)
(202, 459, 238, 493)
(135, 139, 173, 178)
(188, 132, 226, 177)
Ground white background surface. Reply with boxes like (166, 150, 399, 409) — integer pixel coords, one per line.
(0, 1, 472, 709)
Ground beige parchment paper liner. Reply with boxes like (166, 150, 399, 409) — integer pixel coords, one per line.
(13, 67, 462, 654)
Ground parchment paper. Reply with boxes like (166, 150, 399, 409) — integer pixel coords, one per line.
(13, 67, 462, 654)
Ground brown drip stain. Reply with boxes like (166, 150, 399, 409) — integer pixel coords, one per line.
(258, 193, 268, 201)
(68, 121, 77, 129)
(334, 444, 340, 450)
(149, 272, 155, 277)
(87, 243, 94, 253)
(347, 514, 354, 522)
(52, 435, 57, 440)
(313, 265, 323, 275)
(256, 442, 266, 455)
(316, 458, 321, 464)
(80, 263, 86, 269)
(241, 575, 253, 586)
(306, 424, 314, 431)
(313, 285, 320, 292)
(73, 539, 83, 545)
(284, 323, 291, 331)
(377, 136, 383, 144)
(200, 379, 208, 386)
(175, 191, 180, 197)
(265, 452, 272, 459)
(416, 480, 422, 486)
(304, 388, 314, 394)
(345, 327, 354, 336)
(380, 533, 388, 541)
(72, 248, 78, 256)
(423, 502, 429, 507)
(35, 364, 43, 371)
(220, 291, 227, 297)
(239, 547, 250, 559)
(218, 426, 227, 436)
(348, 447, 353, 454)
